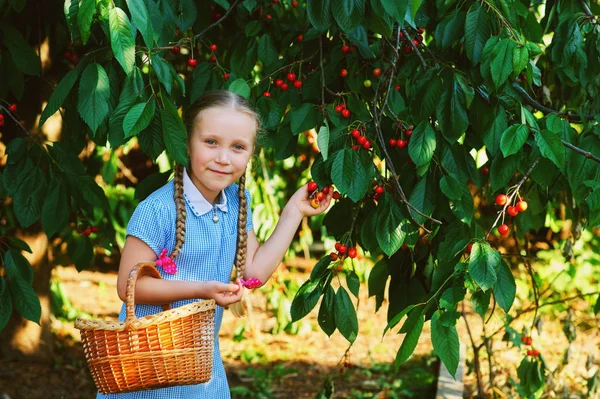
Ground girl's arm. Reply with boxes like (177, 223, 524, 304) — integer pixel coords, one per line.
(243, 183, 333, 283)
(117, 236, 242, 306)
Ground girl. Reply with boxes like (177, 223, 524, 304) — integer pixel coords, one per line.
(98, 90, 332, 398)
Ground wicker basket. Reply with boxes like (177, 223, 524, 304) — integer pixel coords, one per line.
(74, 262, 216, 394)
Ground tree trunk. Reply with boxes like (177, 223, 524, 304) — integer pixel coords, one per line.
(0, 230, 53, 364)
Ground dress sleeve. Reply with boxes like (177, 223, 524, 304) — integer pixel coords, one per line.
(244, 189, 254, 233)
(126, 198, 168, 256)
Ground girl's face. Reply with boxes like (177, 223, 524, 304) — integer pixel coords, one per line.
(187, 106, 256, 204)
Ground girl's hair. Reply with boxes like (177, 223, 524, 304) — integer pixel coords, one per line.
(170, 91, 261, 283)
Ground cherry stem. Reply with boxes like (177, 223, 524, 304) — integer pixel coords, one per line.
(0, 104, 29, 136)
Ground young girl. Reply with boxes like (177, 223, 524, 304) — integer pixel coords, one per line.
(97, 90, 332, 398)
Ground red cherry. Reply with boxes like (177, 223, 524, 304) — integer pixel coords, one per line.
(321, 186, 330, 194)
(351, 129, 361, 138)
(403, 45, 412, 54)
(317, 192, 325, 200)
(532, 350, 539, 356)
(8, 103, 17, 113)
(281, 83, 289, 91)
(339, 245, 347, 254)
(418, 27, 424, 33)
(291, 0, 298, 7)
(340, 69, 348, 77)
(265, 14, 272, 20)
(263, 91, 271, 97)
(91, 226, 99, 233)
(412, 39, 420, 47)
(330, 252, 338, 261)
(63, 50, 72, 59)
(339, 103, 346, 109)
(334, 105, 343, 113)
(405, 129, 413, 137)
(209, 44, 217, 52)
(335, 243, 341, 251)
(526, 337, 533, 345)
(293, 80, 303, 88)
(348, 247, 357, 259)
(275, 79, 283, 87)
(397, 139, 407, 148)
(297, 34, 303, 42)
(466, 243, 473, 254)
(373, 68, 381, 77)
(481, 167, 489, 175)
(332, 191, 340, 200)
(521, 336, 527, 344)
(287, 72, 297, 82)
(341, 109, 351, 118)
(208, 56, 216, 63)
(495, 194, 508, 206)
(187, 58, 197, 67)
(341, 45, 350, 54)
(389, 138, 397, 147)
(362, 140, 371, 149)
(83, 228, 92, 236)
(498, 224, 510, 236)
(395, 85, 401, 91)
(222, 74, 230, 81)
(507, 206, 519, 217)
(357, 136, 367, 145)
(171, 46, 181, 54)
(517, 200, 528, 212)
(307, 181, 318, 192)
(352, 145, 359, 151)
(375, 186, 384, 194)
(527, 350, 533, 356)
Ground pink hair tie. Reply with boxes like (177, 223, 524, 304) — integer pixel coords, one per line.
(240, 277, 262, 289)
(155, 249, 177, 274)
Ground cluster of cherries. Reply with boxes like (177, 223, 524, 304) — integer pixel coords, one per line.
(388, 126, 413, 149)
(371, 182, 385, 202)
(307, 181, 340, 209)
(0, 103, 17, 127)
(520, 335, 540, 357)
(330, 242, 357, 261)
(350, 129, 371, 150)
(340, 44, 357, 54)
(495, 194, 528, 236)
(267, 72, 302, 93)
(400, 27, 424, 54)
(77, 225, 99, 237)
(334, 103, 351, 119)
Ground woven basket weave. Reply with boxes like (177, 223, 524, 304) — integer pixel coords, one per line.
(74, 262, 216, 394)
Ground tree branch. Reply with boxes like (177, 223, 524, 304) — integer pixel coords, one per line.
(0, 104, 29, 136)
(401, 28, 428, 70)
(561, 140, 600, 164)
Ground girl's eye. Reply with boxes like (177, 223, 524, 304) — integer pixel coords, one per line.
(234, 144, 246, 150)
(205, 139, 217, 145)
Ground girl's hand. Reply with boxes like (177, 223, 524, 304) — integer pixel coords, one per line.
(290, 183, 334, 217)
(204, 280, 244, 307)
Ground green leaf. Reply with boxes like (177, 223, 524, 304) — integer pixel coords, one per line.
(437, 78, 469, 142)
(109, 7, 136, 75)
(411, 70, 443, 122)
(545, 114, 562, 134)
(376, 193, 406, 256)
(483, 106, 507, 156)
(335, 287, 358, 343)
(151, 54, 173, 94)
(290, 103, 319, 135)
(67, 175, 109, 210)
(331, 148, 368, 202)
(5, 237, 32, 254)
(380, 0, 408, 23)
(490, 38, 515, 88)
(408, 176, 435, 224)
(331, 0, 365, 33)
(291, 278, 323, 322)
(123, 98, 156, 138)
(256, 96, 282, 131)
(395, 309, 424, 368)
(440, 174, 463, 201)
(493, 260, 516, 313)
(77, 0, 95, 44)
(513, 45, 529, 75)
(41, 182, 68, 238)
(14, 168, 46, 228)
(501, 124, 529, 157)
(408, 121, 436, 167)
(594, 295, 600, 315)
(5, 249, 33, 284)
(67, 234, 94, 272)
(126, 0, 155, 48)
(431, 310, 460, 378)
(468, 242, 501, 291)
(0, 24, 41, 76)
(258, 34, 278, 67)
(318, 284, 336, 336)
(346, 271, 360, 298)
(490, 153, 519, 192)
(464, 2, 490, 64)
(534, 129, 565, 169)
(228, 78, 251, 99)
(471, 289, 491, 318)
(172, 0, 197, 31)
(160, 96, 188, 166)
(368, 259, 388, 312)
(39, 67, 81, 128)
(0, 278, 12, 331)
(189, 63, 213, 103)
(9, 275, 41, 324)
(78, 63, 110, 133)
(317, 121, 330, 161)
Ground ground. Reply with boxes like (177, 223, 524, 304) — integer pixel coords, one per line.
(0, 261, 597, 398)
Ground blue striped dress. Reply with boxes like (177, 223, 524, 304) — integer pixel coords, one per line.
(97, 169, 253, 399)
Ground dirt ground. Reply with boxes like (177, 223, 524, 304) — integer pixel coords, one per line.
(0, 263, 598, 398)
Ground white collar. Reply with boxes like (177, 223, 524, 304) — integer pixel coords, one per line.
(182, 168, 228, 217)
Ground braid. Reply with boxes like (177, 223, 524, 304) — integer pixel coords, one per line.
(235, 170, 248, 279)
(171, 164, 186, 259)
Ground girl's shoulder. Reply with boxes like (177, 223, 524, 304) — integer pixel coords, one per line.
(223, 183, 252, 205)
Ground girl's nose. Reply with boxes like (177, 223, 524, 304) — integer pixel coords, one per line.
(215, 150, 230, 164)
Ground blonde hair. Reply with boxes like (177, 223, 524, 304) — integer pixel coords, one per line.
(171, 91, 261, 293)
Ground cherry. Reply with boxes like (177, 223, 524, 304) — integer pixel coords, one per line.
(527, 350, 533, 356)
(297, 34, 303, 43)
(208, 56, 216, 63)
(357, 136, 367, 145)
(8, 103, 17, 113)
(532, 349, 539, 356)
(286, 72, 297, 82)
(412, 39, 420, 47)
(307, 181, 318, 192)
(310, 198, 319, 209)
(481, 167, 489, 175)
(171, 46, 181, 54)
(275, 79, 283, 87)
(339, 245, 347, 254)
(351, 129, 361, 138)
(91, 226, 99, 233)
(389, 138, 397, 147)
(335, 243, 341, 251)
(373, 68, 381, 77)
(375, 186, 384, 194)
(341, 109, 351, 119)
(83, 228, 92, 236)
(466, 243, 473, 254)
(352, 145, 359, 151)
(341, 45, 350, 54)
(418, 27, 424, 33)
(64, 50, 72, 59)
(340, 69, 348, 77)
(332, 191, 341, 200)
(507, 206, 519, 217)
(495, 194, 508, 206)
(330, 252, 338, 261)
(526, 337, 532, 345)
(281, 83, 289, 91)
(339, 103, 346, 109)
(362, 140, 371, 149)
(335, 105, 343, 113)
(187, 58, 197, 67)
(517, 200, 528, 212)
(405, 129, 413, 137)
(223, 73, 230, 80)
(291, 0, 298, 7)
(403, 45, 412, 54)
(265, 14, 272, 20)
(209, 44, 217, 52)
(322, 186, 330, 195)
(498, 224, 510, 236)
(395, 85, 401, 91)
(263, 91, 271, 97)
(348, 247, 357, 259)
(397, 139, 407, 148)
(363, 79, 372, 88)
(317, 192, 325, 201)
(293, 80, 303, 88)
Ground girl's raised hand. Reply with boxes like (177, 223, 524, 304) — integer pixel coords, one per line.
(290, 183, 334, 217)
(204, 280, 244, 307)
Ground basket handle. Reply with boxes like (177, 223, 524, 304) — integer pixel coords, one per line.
(125, 262, 171, 326)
